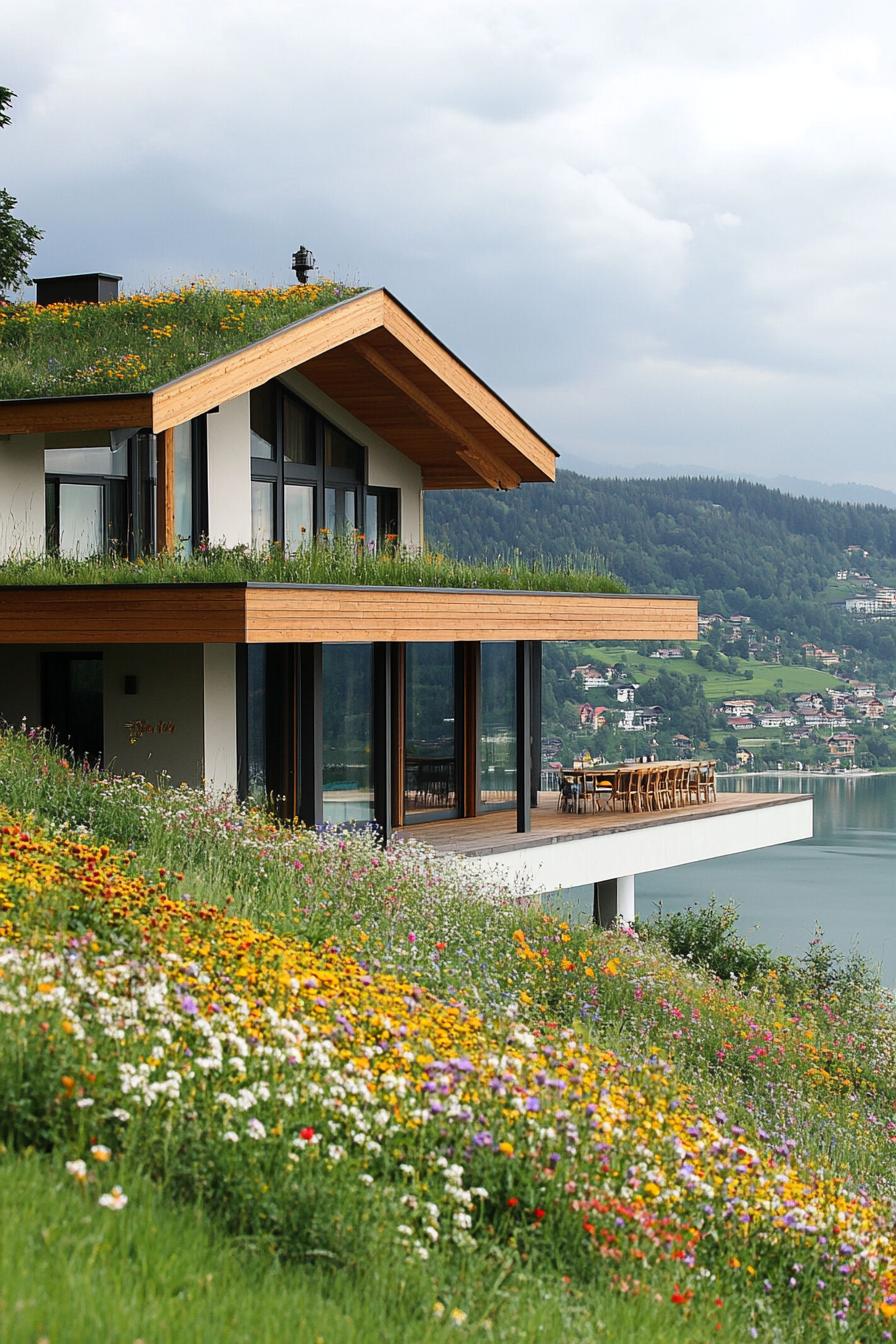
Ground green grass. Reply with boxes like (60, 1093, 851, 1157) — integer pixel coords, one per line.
(0, 541, 625, 593)
(0, 1151, 747, 1344)
(579, 643, 848, 700)
(0, 282, 366, 399)
(4, 732, 896, 1342)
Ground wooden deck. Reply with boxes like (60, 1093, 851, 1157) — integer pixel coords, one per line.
(394, 790, 807, 857)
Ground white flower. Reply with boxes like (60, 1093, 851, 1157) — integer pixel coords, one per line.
(223, 1130, 239, 1143)
(111, 1108, 131, 1122)
(415, 1244, 430, 1260)
(75, 1097, 94, 1109)
(397, 1224, 413, 1237)
(327, 1144, 346, 1162)
(98, 1186, 128, 1211)
(90, 1144, 111, 1162)
(399, 1162, 414, 1176)
(246, 1117, 266, 1140)
(65, 1159, 87, 1180)
(423, 1225, 439, 1242)
(359, 1173, 374, 1185)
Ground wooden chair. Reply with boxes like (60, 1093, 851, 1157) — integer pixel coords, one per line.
(615, 769, 639, 812)
(592, 774, 618, 813)
(698, 761, 717, 803)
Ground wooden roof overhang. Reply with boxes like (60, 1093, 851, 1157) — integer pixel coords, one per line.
(0, 291, 555, 490)
(0, 584, 697, 645)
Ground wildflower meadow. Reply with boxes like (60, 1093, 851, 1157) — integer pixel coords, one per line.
(1, 729, 895, 1343)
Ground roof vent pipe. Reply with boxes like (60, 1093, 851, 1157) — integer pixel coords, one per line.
(34, 273, 122, 307)
(291, 246, 315, 285)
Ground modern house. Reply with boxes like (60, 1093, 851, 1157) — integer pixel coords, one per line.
(0, 273, 812, 922)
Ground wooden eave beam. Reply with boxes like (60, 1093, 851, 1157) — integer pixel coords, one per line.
(354, 341, 521, 490)
(0, 393, 153, 435)
(155, 426, 175, 554)
(382, 294, 555, 482)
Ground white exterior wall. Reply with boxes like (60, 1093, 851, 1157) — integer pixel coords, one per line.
(206, 394, 252, 546)
(467, 798, 814, 897)
(203, 644, 238, 793)
(280, 369, 424, 547)
(103, 645, 206, 786)
(0, 435, 45, 559)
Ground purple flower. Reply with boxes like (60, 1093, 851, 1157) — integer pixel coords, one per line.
(525, 1097, 540, 1113)
(179, 993, 199, 1016)
(473, 1131, 493, 1148)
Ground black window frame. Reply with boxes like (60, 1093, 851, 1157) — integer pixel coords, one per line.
(250, 382, 375, 549)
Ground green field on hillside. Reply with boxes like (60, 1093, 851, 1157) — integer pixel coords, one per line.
(576, 644, 849, 702)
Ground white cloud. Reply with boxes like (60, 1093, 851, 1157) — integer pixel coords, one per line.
(4, 0, 896, 486)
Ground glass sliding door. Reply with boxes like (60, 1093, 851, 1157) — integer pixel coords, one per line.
(404, 642, 458, 820)
(479, 642, 516, 810)
(41, 652, 104, 761)
(58, 482, 104, 557)
(322, 644, 374, 824)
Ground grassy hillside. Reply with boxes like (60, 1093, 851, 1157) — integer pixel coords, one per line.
(573, 644, 848, 702)
(425, 473, 896, 675)
(2, 731, 896, 1341)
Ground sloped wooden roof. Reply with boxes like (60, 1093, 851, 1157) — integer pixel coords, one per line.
(0, 290, 555, 489)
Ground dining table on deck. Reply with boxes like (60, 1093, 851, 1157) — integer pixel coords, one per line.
(557, 760, 715, 815)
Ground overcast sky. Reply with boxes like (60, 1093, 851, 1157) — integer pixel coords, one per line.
(5, 1, 896, 487)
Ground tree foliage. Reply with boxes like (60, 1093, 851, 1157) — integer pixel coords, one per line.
(0, 87, 42, 297)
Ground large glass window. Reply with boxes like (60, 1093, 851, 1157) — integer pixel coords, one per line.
(57, 482, 104, 557)
(479, 642, 516, 810)
(246, 646, 268, 804)
(404, 643, 458, 820)
(323, 644, 374, 823)
(365, 487, 400, 551)
(285, 484, 314, 552)
(250, 382, 375, 552)
(251, 480, 275, 549)
(173, 422, 193, 555)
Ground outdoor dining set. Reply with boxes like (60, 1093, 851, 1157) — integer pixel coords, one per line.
(557, 760, 717, 815)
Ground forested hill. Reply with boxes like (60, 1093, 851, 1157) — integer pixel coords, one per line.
(424, 473, 896, 657)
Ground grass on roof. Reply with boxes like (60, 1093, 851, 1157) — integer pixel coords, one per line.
(0, 281, 366, 399)
(0, 539, 627, 593)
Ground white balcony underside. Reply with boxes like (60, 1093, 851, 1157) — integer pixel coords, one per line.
(398, 793, 814, 894)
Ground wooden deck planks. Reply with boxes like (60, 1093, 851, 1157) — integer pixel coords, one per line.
(395, 791, 809, 856)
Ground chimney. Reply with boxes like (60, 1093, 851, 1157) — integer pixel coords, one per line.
(34, 272, 122, 307)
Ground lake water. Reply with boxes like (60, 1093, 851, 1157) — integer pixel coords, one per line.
(557, 774, 896, 985)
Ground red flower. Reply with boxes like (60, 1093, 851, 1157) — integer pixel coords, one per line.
(435, 941, 446, 951)
(670, 1286, 693, 1306)
(534, 1208, 546, 1221)
(300, 1126, 315, 1141)
(507, 1197, 519, 1207)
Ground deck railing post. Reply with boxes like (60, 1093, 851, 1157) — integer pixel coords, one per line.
(516, 640, 532, 833)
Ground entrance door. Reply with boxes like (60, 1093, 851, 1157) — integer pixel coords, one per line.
(41, 653, 104, 762)
(403, 642, 459, 821)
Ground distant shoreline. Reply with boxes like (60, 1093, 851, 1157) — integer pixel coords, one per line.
(724, 769, 880, 780)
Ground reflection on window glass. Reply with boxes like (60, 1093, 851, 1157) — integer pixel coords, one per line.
(251, 480, 274, 549)
(250, 386, 276, 459)
(283, 397, 314, 464)
(324, 425, 362, 473)
(323, 644, 373, 823)
(324, 487, 356, 537)
(58, 482, 104, 557)
(479, 642, 516, 809)
(404, 643, 457, 819)
(44, 445, 127, 477)
(285, 483, 314, 552)
(246, 647, 268, 804)
(173, 423, 193, 555)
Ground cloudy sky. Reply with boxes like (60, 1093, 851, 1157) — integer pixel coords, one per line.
(5, 1, 896, 487)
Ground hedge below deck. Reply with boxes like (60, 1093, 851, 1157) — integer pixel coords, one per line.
(0, 542, 625, 593)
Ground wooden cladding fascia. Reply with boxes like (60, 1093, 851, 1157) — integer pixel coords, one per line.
(150, 293, 388, 432)
(244, 590, 697, 644)
(0, 587, 248, 644)
(0, 586, 697, 646)
(0, 394, 153, 435)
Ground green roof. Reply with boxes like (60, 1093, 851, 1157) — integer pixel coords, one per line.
(0, 281, 366, 400)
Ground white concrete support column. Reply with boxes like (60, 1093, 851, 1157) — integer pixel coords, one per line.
(203, 645, 238, 794)
(593, 875, 635, 928)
